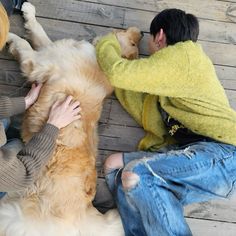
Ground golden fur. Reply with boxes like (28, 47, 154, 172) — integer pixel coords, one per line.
(0, 3, 142, 236)
(0, 4, 9, 50)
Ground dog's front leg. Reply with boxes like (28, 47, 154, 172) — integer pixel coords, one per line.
(22, 2, 52, 50)
(7, 33, 36, 77)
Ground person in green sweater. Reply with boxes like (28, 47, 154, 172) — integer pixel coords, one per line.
(95, 9, 236, 236)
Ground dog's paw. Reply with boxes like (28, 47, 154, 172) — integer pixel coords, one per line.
(7, 33, 18, 44)
(7, 34, 18, 56)
(22, 2, 36, 21)
(6, 33, 22, 58)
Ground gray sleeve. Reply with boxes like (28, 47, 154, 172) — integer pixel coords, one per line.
(0, 96, 25, 119)
(0, 123, 59, 192)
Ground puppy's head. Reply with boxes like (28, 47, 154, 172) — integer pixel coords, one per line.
(114, 27, 143, 59)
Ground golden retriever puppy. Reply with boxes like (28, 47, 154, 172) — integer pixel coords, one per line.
(0, 2, 142, 236)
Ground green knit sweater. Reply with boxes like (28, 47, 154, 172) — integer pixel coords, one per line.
(96, 34, 236, 150)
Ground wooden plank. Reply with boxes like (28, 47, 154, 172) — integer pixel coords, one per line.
(30, 0, 125, 28)
(187, 218, 236, 236)
(199, 19, 236, 45)
(98, 123, 145, 152)
(100, 98, 140, 127)
(7, 16, 236, 70)
(215, 65, 236, 90)
(185, 197, 236, 223)
(79, 0, 236, 24)
(226, 90, 236, 110)
(9, 11, 234, 46)
(25, 1, 236, 45)
(201, 41, 236, 67)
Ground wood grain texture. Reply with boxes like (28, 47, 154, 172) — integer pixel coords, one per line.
(79, 0, 236, 24)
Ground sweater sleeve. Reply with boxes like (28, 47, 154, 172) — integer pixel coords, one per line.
(0, 96, 25, 119)
(0, 123, 59, 192)
(96, 34, 189, 97)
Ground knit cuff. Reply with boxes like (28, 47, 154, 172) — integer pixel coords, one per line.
(10, 97, 26, 116)
(40, 123, 59, 140)
(0, 123, 7, 147)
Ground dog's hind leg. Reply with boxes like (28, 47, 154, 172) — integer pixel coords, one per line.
(7, 33, 36, 77)
(22, 2, 52, 50)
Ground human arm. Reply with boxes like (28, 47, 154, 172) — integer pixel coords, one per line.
(0, 83, 42, 119)
(96, 34, 189, 97)
(0, 96, 25, 119)
(0, 96, 81, 192)
(0, 123, 59, 192)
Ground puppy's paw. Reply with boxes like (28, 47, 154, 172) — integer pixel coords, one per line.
(6, 33, 21, 58)
(22, 2, 36, 21)
(7, 33, 18, 44)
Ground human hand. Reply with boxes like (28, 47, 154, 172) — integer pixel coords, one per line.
(47, 96, 81, 129)
(25, 83, 43, 110)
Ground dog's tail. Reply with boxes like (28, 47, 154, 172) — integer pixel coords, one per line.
(81, 207, 125, 236)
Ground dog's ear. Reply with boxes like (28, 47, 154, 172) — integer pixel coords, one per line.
(127, 27, 143, 44)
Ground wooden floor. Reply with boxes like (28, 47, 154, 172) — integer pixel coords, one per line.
(1, 0, 236, 235)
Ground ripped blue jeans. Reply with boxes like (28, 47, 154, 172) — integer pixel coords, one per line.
(105, 141, 236, 236)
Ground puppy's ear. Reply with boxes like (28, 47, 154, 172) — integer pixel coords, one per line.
(127, 27, 143, 44)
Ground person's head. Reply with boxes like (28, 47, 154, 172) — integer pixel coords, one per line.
(148, 9, 199, 54)
(0, 3, 9, 50)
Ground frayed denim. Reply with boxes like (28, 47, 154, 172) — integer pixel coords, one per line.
(105, 141, 236, 236)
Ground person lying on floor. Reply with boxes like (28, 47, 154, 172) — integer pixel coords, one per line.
(95, 8, 236, 236)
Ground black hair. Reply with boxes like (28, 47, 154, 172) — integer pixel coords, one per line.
(150, 9, 199, 45)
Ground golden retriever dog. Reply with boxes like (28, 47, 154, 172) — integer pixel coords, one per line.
(0, 2, 142, 236)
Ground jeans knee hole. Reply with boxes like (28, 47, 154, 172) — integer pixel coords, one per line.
(121, 171, 140, 190)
